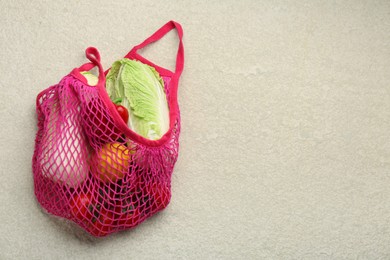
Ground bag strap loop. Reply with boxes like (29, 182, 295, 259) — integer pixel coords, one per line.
(76, 47, 105, 85)
(130, 21, 184, 77)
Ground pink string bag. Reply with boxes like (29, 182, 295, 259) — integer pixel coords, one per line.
(32, 21, 184, 237)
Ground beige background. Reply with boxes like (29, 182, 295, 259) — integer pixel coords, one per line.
(1, 0, 390, 259)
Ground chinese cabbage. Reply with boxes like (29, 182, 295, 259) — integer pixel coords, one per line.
(106, 59, 169, 140)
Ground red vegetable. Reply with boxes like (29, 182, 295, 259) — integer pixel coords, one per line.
(112, 98, 129, 124)
(115, 104, 129, 124)
(70, 191, 117, 236)
(70, 192, 94, 223)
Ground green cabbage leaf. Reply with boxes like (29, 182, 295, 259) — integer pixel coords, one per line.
(106, 59, 169, 140)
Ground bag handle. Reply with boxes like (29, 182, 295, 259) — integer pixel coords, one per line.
(130, 20, 184, 77)
(77, 47, 105, 84)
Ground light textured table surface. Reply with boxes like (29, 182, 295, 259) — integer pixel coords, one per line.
(1, 1, 390, 259)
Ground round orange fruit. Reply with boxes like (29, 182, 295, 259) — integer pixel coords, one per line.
(94, 142, 131, 183)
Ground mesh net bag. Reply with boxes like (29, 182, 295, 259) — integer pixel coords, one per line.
(32, 21, 184, 237)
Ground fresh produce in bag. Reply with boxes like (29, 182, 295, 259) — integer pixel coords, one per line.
(32, 21, 184, 237)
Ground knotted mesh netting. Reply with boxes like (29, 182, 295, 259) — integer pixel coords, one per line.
(32, 73, 180, 237)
